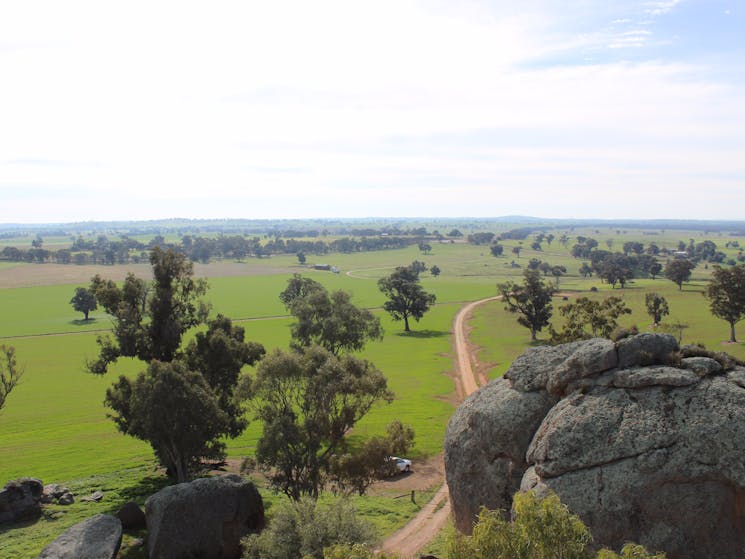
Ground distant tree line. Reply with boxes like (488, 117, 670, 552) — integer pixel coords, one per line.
(0, 233, 424, 265)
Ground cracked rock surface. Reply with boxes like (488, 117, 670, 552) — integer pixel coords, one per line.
(444, 333, 745, 559)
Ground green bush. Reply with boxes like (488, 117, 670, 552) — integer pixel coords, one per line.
(242, 498, 376, 559)
(445, 491, 665, 559)
(597, 544, 666, 559)
(321, 544, 398, 559)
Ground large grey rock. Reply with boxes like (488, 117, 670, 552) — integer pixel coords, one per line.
(117, 501, 146, 530)
(37, 514, 122, 559)
(445, 333, 745, 558)
(527, 376, 745, 558)
(546, 338, 617, 395)
(611, 366, 699, 388)
(681, 356, 723, 377)
(616, 332, 678, 368)
(0, 477, 43, 524)
(146, 474, 264, 559)
(504, 341, 586, 392)
(444, 378, 557, 531)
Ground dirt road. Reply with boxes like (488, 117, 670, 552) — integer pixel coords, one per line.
(380, 296, 499, 558)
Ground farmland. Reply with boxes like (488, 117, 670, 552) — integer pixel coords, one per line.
(1, 223, 745, 556)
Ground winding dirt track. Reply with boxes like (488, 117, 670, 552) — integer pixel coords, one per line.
(380, 296, 500, 558)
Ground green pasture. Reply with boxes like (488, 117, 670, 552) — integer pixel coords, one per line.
(0, 286, 462, 484)
(0, 462, 437, 559)
(3, 228, 745, 556)
(468, 274, 745, 381)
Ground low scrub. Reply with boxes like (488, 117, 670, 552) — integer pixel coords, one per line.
(445, 492, 665, 559)
(241, 498, 376, 559)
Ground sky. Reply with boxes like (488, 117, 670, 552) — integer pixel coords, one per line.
(1, 0, 744, 223)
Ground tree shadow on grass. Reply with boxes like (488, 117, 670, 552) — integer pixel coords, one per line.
(110, 473, 171, 507)
(394, 329, 449, 339)
(69, 318, 98, 327)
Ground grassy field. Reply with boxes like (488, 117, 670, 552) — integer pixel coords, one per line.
(2, 228, 745, 557)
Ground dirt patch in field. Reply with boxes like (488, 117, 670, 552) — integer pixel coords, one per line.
(215, 454, 444, 496)
(367, 454, 445, 496)
(0, 261, 300, 288)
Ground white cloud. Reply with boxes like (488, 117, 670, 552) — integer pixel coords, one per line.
(0, 0, 743, 221)
(645, 0, 683, 16)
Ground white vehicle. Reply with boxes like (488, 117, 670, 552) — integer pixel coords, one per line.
(390, 456, 411, 473)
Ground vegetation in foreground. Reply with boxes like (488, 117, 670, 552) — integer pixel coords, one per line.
(446, 492, 665, 559)
(247, 491, 665, 559)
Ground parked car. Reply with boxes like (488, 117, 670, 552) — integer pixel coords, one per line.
(390, 456, 411, 474)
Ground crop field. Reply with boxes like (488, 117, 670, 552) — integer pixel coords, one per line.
(2, 226, 744, 556)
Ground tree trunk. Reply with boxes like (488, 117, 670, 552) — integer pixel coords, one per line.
(730, 321, 737, 343)
(84, 310, 89, 320)
(404, 314, 410, 332)
(531, 328, 537, 342)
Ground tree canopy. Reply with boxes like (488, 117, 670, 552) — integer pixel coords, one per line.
(704, 264, 745, 342)
(645, 293, 669, 326)
(0, 345, 23, 413)
(498, 270, 556, 341)
(86, 248, 263, 482)
(378, 266, 436, 332)
(280, 276, 383, 355)
(70, 286, 97, 320)
(550, 296, 631, 343)
(249, 345, 394, 500)
(87, 246, 209, 374)
(664, 259, 696, 290)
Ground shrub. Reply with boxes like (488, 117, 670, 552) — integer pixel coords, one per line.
(446, 492, 592, 559)
(597, 544, 666, 559)
(242, 498, 376, 559)
(445, 491, 665, 559)
(322, 544, 398, 559)
(679, 344, 744, 370)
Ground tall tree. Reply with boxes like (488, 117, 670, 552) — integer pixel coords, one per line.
(490, 244, 504, 257)
(87, 248, 263, 482)
(88, 247, 209, 374)
(70, 286, 98, 320)
(645, 293, 669, 326)
(250, 346, 394, 500)
(549, 296, 631, 343)
(0, 345, 23, 412)
(378, 266, 436, 332)
(418, 242, 432, 255)
(597, 254, 634, 288)
(551, 265, 567, 287)
(665, 259, 696, 290)
(279, 273, 326, 308)
(649, 261, 663, 280)
(497, 270, 556, 341)
(280, 277, 383, 355)
(704, 264, 745, 342)
(430, 264, 441, 278)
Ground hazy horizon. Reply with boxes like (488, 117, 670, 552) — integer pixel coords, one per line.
(2, 1, 743, 223)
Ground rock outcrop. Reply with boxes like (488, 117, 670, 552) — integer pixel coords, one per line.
(0, 477, 43, 524)
(37, 514, 122, 559)
(117, 501, 146, 530)
(445, 334, 745, 559)
(145, 474, 264, 559)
